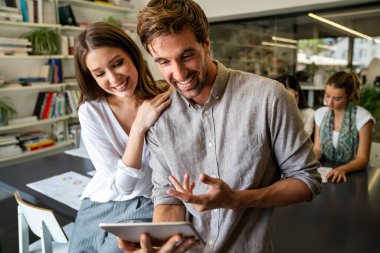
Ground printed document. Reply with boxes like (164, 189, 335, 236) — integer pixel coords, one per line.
(27, 171, 90, 210)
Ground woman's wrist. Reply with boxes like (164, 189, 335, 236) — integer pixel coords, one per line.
(130, 123, 148, 137)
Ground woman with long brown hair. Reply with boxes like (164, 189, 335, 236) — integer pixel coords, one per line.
(68, 22, 171, 252)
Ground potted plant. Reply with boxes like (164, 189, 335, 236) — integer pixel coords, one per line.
(21, 28, 60, 55)
(0, 97, 17, 126)
(359, 86, 380, 141)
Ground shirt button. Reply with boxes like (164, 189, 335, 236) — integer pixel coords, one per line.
(208, 142, 213, 147)
(204, 110, 209, 115)
(208, 240, 213, 245)
(215, 95, 220, 100)
(213, 209, 218, 212)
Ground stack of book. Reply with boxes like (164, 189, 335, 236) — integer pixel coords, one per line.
(0, 37, 32, 56)
(18, 0, 56, 24)
(33, 91, 66, 120)
(18, 131, 55, 152)
(18, 59, 62, 84)
(0, 0, 23, 22)
(65, 90, 80, 116)
(0, 134, 23, 158)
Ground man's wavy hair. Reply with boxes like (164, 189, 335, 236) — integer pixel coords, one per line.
(137, 0, 209, 53)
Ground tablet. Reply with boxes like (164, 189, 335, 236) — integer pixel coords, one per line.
(99, 221, 205, 245)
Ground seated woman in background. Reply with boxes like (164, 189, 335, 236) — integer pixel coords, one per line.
(313, 71, 375, 183)
(276, 74, 315, 136)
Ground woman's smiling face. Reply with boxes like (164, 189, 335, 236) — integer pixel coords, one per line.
(85, 47, 139, 98)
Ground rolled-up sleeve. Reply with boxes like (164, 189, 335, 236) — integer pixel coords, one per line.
(269, 83, 322, 198)
(146, 126, 183, 206)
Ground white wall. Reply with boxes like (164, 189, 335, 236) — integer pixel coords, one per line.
(135, 0, 379, 22)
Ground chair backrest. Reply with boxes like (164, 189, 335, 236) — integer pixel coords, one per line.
(14, 192, 68, 253)
(370, 142, 380, 167)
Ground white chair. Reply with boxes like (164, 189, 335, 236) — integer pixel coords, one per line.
(370, 142, 380, 168)
(14, 192, 74, 253)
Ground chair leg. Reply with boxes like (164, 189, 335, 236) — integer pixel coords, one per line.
(41, 221, 53, 253)
(17, 207, 29, 253)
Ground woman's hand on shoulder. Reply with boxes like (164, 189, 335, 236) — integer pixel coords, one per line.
(134, 91, 172, 133)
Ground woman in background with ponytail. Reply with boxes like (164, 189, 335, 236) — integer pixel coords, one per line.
(313, 71, 375, 183)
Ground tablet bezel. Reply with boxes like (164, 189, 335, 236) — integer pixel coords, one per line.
(99, 221, 205, 245)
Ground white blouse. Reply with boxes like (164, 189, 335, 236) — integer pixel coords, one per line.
(78, 97, 153, 202)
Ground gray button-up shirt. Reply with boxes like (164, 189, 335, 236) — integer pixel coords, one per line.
(146, 61, 322, 253)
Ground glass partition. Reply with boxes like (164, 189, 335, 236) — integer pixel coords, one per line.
(210, 3, 380, 141)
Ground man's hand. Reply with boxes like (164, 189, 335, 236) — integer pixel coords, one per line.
(117, 233, 198, 253)
(167, 173, 238, 212)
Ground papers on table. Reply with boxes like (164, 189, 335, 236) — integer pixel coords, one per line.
(27, 171, 91, 210)
(318, 167, 332, 183)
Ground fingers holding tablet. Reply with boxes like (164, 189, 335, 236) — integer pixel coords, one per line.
(117, 233, 199, 253)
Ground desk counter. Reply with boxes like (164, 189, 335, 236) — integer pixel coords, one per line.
(0, 153, 94, 221)
(1, 154, 379, 252)
(273, 166, 380, 253)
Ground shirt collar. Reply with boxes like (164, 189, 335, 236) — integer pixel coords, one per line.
(185, 60, 229, 111)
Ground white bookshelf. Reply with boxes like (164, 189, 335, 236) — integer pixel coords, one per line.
(0, 0, 137, 167)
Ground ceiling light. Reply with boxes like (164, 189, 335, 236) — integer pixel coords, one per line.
(262, 41, 297, 49)
(272, 36, 297, 44)
(308, 13, 374, 41)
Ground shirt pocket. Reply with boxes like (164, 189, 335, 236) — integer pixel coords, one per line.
(227, 133, 266, 189)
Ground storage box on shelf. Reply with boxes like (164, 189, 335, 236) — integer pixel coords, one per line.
(0, 0, 138, 167)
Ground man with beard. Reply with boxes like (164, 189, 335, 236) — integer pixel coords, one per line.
(119, 0, 322, 252)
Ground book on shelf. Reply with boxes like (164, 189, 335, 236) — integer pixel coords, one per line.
(65, 90, 80, 115)
(1, 0, 18, 9)
(47, 59, 62, 83)
(40, 91, 54, 119)
(68, 36, 75, 55)
(0, 134, 19, 146)
(0, 37, 31, 46)
(19, 77, 47, 83)
(0, 133, 23, 157)
(0, 11, 23, 21)
(19, 0, 29, 22)
(18, 131, 49, 142)
(17, 131, 55, 152)
(0, 47, 31, 56)
(33, 91, 66, 119)
(60, 35, 69, 55)
(43, 0, 56, 24)
(58, 4, 77, 26)
(0, 144, 23, 157)
(24, 138, 55, 151)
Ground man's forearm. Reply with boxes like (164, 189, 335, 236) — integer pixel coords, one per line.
(153, 204, 186, 222)
(234, 178, 313, 209)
